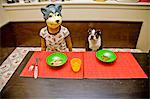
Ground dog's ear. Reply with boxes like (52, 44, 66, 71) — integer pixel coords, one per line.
(88, 28, 92, 34)
(96, 30, 102, 35)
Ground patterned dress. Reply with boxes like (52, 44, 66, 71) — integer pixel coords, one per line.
(39, 26, 70, 52)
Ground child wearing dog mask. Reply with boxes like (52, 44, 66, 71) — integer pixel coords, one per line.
(40, 4, 72, 52)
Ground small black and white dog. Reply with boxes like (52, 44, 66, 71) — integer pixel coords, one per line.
(87, 28, 102, 51)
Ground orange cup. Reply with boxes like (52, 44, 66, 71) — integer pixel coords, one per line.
(70, 58, 81, 72)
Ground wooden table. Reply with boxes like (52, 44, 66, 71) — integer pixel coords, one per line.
(1, 52, 149, 99)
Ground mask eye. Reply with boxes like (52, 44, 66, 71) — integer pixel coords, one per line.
(56, 12, 60, 17)
(49, 15, 52, 17)
(49, 13, 53, 18)
(57, 13, 60, 16)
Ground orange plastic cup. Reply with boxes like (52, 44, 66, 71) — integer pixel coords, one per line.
(70, 58, 81, 72)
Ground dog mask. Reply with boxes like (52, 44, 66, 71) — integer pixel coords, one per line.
(41, 4, 62, 29)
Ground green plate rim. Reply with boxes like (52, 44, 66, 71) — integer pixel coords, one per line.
(46, 52, 68, 67)
(96, 50, 117, 63)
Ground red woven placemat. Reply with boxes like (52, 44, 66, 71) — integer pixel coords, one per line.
(20, 51, 84, 79)
(84, 52, 147, 79)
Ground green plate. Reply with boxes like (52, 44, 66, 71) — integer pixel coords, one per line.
(46, 52, 68, 67)
(96, 50, 117, 63)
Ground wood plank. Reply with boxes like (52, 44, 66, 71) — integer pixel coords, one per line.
(0, 21, 142, 48)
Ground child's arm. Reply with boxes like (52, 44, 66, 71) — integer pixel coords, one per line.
(41, 37, 46, 51)
(65, 35, 72, 51)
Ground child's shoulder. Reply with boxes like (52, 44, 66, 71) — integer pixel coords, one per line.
(40, 26, 47, 32)
(60, 25, 69, 32)
(39, 27, 48, 38)
(60, 25, 70, 37)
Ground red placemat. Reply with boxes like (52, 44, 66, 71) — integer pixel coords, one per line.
(84, 52, 147, 79)
(20, 51, 84, 79)
(139, 0, 150, 2)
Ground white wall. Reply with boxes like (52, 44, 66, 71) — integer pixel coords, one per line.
(1, 2, 150, 51)
(0, 1, 9, 27)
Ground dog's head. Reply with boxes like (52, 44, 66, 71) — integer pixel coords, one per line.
(88, 28, 101, 41)
(41, 4, 62, 29)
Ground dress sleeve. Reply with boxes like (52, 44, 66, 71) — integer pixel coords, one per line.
(39, 27, 47, 38)
(63, 27, 70, 38)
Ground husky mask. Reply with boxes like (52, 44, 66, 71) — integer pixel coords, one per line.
(41, 4, 62, 29)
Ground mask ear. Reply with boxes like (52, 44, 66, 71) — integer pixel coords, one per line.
(41, 8, 47, 16)
(55, 4, 62, 12)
